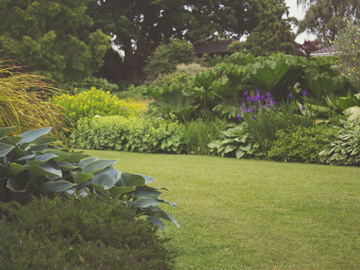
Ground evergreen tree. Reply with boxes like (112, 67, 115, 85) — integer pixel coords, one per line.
(0, 0, 111, 83)
(245, 0, 297, 56)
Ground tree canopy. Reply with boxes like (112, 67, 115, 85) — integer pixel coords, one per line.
(0, 0, 111, 83)
(87, 0, 260, 81)
(297, 0, 360, 43)
(245, 0, 297, 57)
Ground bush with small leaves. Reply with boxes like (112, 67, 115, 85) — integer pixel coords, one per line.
(0, 195, 175, 270)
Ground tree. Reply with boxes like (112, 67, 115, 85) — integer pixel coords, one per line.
(0, 0, 111, 83)
(145, 39, 195, 78)
(296, 39, 322, 59)
(245, 0, 297, 56)
(297, 0, 360, 44)
(334, 18, 360, 81)
(87, 0, 260, 81)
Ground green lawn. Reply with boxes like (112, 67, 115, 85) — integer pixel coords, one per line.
(84, 150, 360, 270)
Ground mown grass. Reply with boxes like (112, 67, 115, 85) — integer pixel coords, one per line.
(84, 150, 360, 270)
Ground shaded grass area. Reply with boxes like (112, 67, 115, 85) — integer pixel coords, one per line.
(84, 150, 360, 270)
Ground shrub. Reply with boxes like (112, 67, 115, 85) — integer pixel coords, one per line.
(183, 118, 227, 155)
(0, 59, 70, 139)
(268, 124, 337, 163)
(145, 39, 195, 79)
(319, 120, 360, 166)
(0, 195, 175, 270)
(0, 126, 178, 228)
(52, 88, 140, 122)
(62, 76, 119, 94)
(71, 116, 186, 154)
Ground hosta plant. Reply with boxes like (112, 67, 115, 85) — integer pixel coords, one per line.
(208, 122, 260, 159)
(0, 126, 178, 229)
(319, 120, 360, 166)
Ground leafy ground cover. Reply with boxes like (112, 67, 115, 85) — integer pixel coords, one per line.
(85, 150, 360, 270)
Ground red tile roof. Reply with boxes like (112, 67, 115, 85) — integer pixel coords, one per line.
(312, 45, 338, 54)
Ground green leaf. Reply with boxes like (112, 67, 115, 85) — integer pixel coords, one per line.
(82, 159, 118, 174)
(0, 127, 15, 138)
(10, 163, 25, 176)
(71, 171, 93, 185)
(109, 186, 135, 196)
(239, 143, 252, 152)
(235, 148, 245, 159)
(27, 163, 62, 178)
(0, 142, 15, 157)
(42, 180, 76, 193)
(6, 174, 27, 192)
(134, 197, 162, 208)
(92, 167, 119, 189)
(121, 172, 146, 187)
(63, 151, 90, 163)
(133, 186, 162, 198)
(27, 154, 58, 166)
(143, 175, 155, 184)
(18, 127, 52, 144)
(224, 145, 236, 154)
(155, 210, 180, 228)
(57, 161, 78, 171)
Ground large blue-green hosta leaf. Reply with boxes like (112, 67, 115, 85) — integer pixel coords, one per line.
(18, 127, 52, 145)
(0, 127, 15, 139)
(42, 180, 76, 193)
(0, 143, 14, 157)
(121, 172, 146, 187)
(92, 167, 119, 189)
(82, 159, 118, 174)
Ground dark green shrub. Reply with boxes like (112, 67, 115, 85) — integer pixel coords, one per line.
(183, 118, 227, 155)
(71, 116, 186, 154)
(268, 124, 337, 163)
(0, 195, 175, 270)
(146, 39, 195, 79)
(319, 120, 360, 166)
(0, 126, 178, 229)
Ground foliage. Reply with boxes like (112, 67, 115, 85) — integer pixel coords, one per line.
(183, 118, 227, 155)
(0, 195, 175, 270)
(334, 18, 360, 81)
(146, 39, 196, 79)
(0, 127, 178, 228)
(298, 0, 359, 43)
(71, 116, 186, 154)
(0, 1, 111, 83)
(296, 39, 322, 59)
(245, 0, 297, 56)
(238, 90, 315, 154)
(87, 0, 259, 80)
(319, 120, 360, 166)
(0, 59, 70, 140)
(62, 76, 119, 94)
(268, 124, 337, 163)
(52, 88, 140, 122)
(208, 122, 260, 159)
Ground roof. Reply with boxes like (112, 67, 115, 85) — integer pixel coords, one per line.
(193, 40, 236, 55)
(311, 45, 338, 56)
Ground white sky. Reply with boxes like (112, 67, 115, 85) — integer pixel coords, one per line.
(285, 0, 317, 43)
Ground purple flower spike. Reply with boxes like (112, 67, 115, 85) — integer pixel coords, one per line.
(288, 93, 293, 99)
(301, 104, 306, 111)
(260, 103, 264, 110)
(256, 89, 261, 96)
(272, 100, 276, 105)
(267, 92, 271, 97)
(247, 96, 252, 102)
(243, 108, 248, 113)
(237, 114, 241, 120)
(244, 90, 248, 96)
(303, 90, 307, 97)
(251, 115, 256, 120)
(249, 107, 255, 113)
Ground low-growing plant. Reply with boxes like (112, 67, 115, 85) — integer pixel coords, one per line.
(71, 116, 186, 154)
(52, 87, 140, 122)
(0, 126, 178, 228)
(183, 118, 227, 155)
(268, 124, 337, 163)
(208, 122, 261, 159)
(62, 76, 119, 94)
(319, 120, 360, 166)
(0, 195, 175, 269)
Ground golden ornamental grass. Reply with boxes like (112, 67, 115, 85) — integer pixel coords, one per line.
(0, 58, 72, 141)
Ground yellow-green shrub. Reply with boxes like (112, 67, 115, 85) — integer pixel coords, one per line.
(52, 88, 141, 121)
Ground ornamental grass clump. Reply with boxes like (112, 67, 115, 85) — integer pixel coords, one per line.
(52, 87, 141, 122)
(0, 58, 70, 139)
